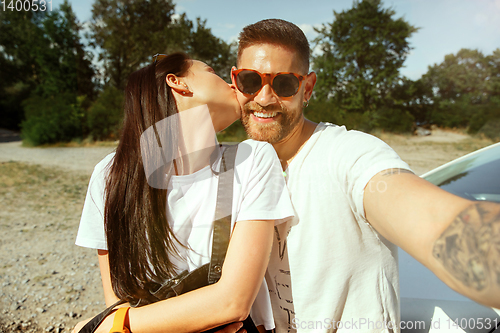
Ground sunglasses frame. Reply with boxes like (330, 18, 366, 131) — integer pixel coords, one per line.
(232, 68, 306, 98)
(152, 53, 168, 64)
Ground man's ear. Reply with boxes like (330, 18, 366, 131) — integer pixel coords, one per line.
(166, 73, 190, 95)
(304, 71, 317, 101)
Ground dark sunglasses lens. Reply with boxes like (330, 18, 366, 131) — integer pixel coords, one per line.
(237, 71, 262, 94)
(273, 74, 300, 97)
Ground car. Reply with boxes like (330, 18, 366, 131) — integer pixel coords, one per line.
(399, 142, 500, 333)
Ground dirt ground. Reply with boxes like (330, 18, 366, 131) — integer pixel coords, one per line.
(0, 128, 495, 332)
(375, 128, 494, 176)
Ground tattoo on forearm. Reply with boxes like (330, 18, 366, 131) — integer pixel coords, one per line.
(433, 202, 500, 291)
(381, 168, 414, 177)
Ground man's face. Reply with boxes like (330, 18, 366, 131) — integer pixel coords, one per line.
(233, 43, 311, 143)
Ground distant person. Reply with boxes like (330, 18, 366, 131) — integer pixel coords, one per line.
(73, 53, 294, 333)
(222, 18, 500, 332)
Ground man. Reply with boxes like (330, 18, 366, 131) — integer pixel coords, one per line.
(226, 19, 500, 332)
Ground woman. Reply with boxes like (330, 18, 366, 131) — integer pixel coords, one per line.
(74, 53, 294, 332)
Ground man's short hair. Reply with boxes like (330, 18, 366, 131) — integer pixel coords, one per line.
(238, 19, 310, 73)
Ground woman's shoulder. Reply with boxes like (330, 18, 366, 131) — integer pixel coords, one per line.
(97, 151, 115, 166)
(231, 140, 279, 172)
(90, 152, 116, 179)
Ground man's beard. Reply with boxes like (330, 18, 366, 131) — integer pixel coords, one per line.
(240, 102, 301, 144)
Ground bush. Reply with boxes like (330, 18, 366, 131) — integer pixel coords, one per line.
(87, 86, 124, 140)
(373, 106, 415, 133)
(430, 99, 473, 128)
(468, 111, 489, 134)
(21, 93, 83, 146)
(306, 99, 374, 131)
(468, 100, 500, 135)
(478, 118, 500, 142)
(305, 99, 341, 124)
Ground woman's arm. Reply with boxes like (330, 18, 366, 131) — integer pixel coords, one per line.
(94, 219, 274, 333)
(97, 249, 121, 307)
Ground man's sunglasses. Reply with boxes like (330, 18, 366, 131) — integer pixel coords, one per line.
(232, 69, 306, 98)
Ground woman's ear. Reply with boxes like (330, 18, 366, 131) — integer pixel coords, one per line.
(230, 66, 237, 87)
(166, 74, 191, 95)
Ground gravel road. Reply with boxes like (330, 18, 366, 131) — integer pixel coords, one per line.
(0, 141, 116, 174)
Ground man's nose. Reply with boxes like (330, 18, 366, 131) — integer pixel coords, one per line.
(254, 83, 278, 107)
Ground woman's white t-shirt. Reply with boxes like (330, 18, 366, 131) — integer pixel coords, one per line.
(76, 139, 295, 330)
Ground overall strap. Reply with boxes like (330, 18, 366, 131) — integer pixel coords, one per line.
(208, 144, 238, 284)
(78, 299, 127, 333)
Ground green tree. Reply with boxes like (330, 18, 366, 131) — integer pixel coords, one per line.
(472, 49, 500, 140)
(36, 1, 96, 98)
(0, 10, 47, 129)
(389, 77, 434, 124)
(422, 49, 494, 128)
(88, 0, 178, 90)
(87, 85, 124, 140)
(88, 1, 236, 89)
(0, 1, 95, 133)
(424, 49, 489, 104)
(85, 1, 237, 141)
(313, 0, 417, 114)
(170, 15, 236, 82)
(487, 49, 500, 97)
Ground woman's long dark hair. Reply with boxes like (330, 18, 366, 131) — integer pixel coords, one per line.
(104, 53, 191, 304)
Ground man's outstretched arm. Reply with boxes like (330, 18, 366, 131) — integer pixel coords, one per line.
(364, 169, 500, 308)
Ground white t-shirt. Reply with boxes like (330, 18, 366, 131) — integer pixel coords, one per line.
(76, 139, 295, 330)
(266, 123, 412, 333)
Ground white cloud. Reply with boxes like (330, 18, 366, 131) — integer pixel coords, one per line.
(171, 13, 181, 22)
(298, 23, 322, 40)
(473, 0, 500, 29)
(217, 23, 235, 29)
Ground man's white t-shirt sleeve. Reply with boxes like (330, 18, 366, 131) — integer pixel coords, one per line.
(328, 128, 412, 222)
(75, 153, 114, 250)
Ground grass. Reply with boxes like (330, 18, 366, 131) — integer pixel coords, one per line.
(374, 128, 494, 149)
(0, 161, 89, 227)
(23, 139, 118, 148)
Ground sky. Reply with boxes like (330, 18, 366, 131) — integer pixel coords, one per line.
(52, 0, 500, 80)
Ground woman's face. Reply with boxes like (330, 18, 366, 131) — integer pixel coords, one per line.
(182, 60, 241, 132)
